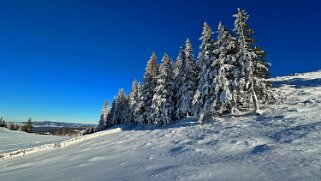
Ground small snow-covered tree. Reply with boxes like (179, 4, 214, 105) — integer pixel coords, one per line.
(113, 88, 131, 124)
(174, 38, 197, 119)
(135, 53, 158, 125)
(150, 54, 175, 125)
(253, 46, 274, 103)
(193, 22, 217, 118)
(254, 46, 270, 79)
(97, 100, 110, 130)
(128, 79, 139, 122)
(133, 82, 142, 123)
(129, 79, 138, 107)
(108, 96, 117, 126)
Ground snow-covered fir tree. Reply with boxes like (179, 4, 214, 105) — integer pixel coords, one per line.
(196, 22, 214, 69)
(112, 91, 123, 125)
(150, 54, 175, 125)
(233, 8, 273, 114)
(128, 79, 139, 122)
(135, 53, 158, 125)
(253, 45, 274, 103)
(108, 89, 130, 125)
(254, 46, 270, 79)
(193, 22, 217, 118)
(133, 82, 142, 123)
(108, 96, 117, 126)
(114, 88, 131, 124)
(211, 22, 238, 115)
(129, 79, 138, 107)
(97, 100, 110, 130)
(174, 39, 197, 119)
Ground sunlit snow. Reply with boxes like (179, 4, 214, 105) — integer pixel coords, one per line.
(1, 70, 321, 180)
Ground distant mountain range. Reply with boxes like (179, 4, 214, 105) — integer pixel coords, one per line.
(20, 121, 97, 128)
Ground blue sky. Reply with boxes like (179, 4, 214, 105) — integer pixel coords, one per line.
(0, 0, 320, 123)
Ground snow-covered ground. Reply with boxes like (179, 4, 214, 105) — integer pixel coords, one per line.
(0, 128, 69, 153)
(1, 70, 321, 180)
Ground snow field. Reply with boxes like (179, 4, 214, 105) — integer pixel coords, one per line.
(0, 71, 321, 180)
(0, 128, 121, 160)
(0, 128, 69, 153)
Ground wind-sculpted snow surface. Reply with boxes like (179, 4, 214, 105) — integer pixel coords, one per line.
(0, 128, 121, 160)
(0, 71, 321, 180)
(0, 128, 69, 153)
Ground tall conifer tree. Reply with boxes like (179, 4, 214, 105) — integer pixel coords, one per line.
(150, 54, 175, 125)
(135, 53, 158, 124)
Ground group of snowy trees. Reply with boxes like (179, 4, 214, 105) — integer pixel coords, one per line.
(97, 9, 274, 129)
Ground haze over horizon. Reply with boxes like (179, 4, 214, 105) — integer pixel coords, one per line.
(0, 0, 320, 123)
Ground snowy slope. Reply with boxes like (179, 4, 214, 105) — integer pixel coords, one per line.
(1, 71, 321, 180)
(0, 128, 69, 153)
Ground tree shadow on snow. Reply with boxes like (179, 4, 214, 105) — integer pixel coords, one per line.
(268, 121, 321, 143)
(273, 78, 321, 88)
(112, 117, 199, 131)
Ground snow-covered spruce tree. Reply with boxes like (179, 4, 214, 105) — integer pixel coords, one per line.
(133, 82, 142, 123)
(253, 45, 274, 103)
(108, 96, 117, 126)
(113, 88, 131, 124)
(97, 100, 110, 130)
(128, 79, 139, 122)
(185, 38, 198, 80)
(211, 22, 238, 115)
(233, 8, 272, 114)
(174, 39, 197, 119)
(254, 46, 270, 79)
(173, 46, 184, 77)
(193, 22, 217, 118)
(135, 53, 158, 125)
(150, 54, 175, 125)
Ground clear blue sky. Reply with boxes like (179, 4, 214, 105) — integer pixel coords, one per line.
(0, 0, 320, 123)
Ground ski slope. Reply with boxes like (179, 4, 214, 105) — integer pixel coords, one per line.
(1, 70, 321, 180)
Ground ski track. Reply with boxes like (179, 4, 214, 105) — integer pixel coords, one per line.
(1, 70, 321, 180)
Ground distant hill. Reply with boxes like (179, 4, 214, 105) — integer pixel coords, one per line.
(31, 121, 97, 128)
(15, 121, 97, 128)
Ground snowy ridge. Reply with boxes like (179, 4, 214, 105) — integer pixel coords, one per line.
(0, 128, 121, 161)
(271, 69, 321, 81)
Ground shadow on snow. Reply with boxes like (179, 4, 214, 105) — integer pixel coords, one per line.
(268, 121, 321, 143)
(109, 117, 199, 131)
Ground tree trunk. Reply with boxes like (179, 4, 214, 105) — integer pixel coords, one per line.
(252, 90, 261, 115)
